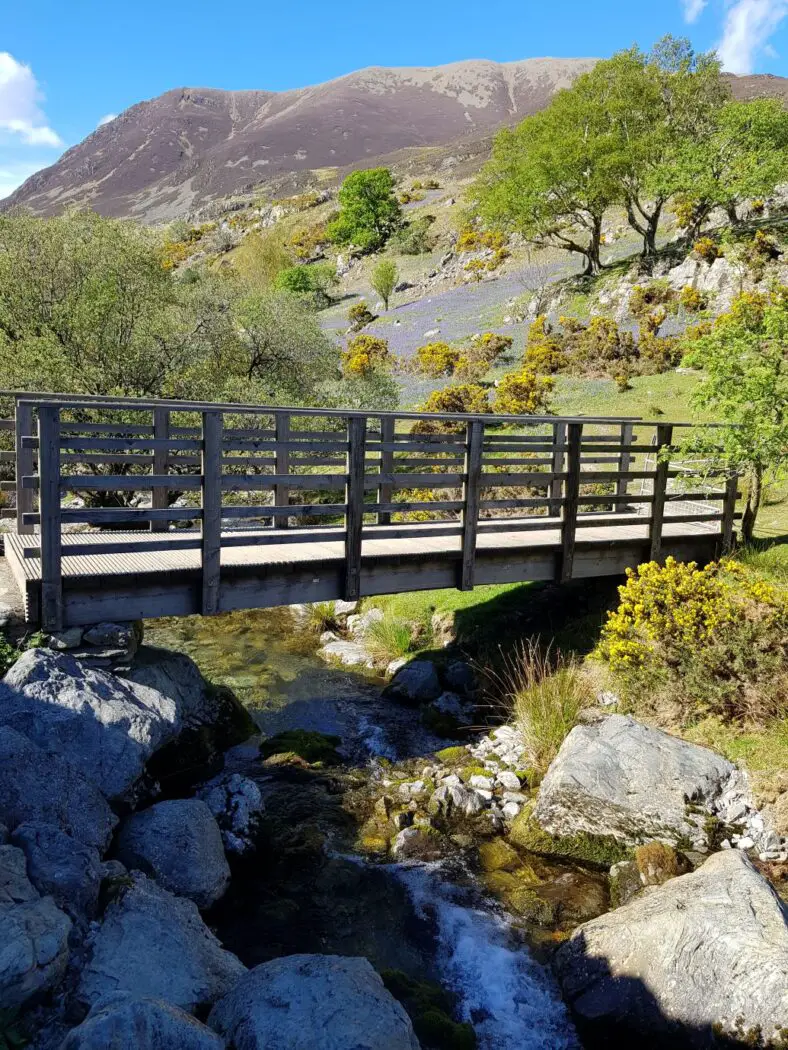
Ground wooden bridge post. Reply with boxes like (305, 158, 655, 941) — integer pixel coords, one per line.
(377, 415, 395, 526)
(649, 423, 674, 563)
(201, 410, 223, 616)
(38, 405, 63, 632)
(15, 398, 34, 535)
(549, 421, 566, 517)
(344, 415, 367, 600)
(617, 422, 634, 503)
(274, 411, 290, 529)
(151, 407, 170, 532)
(459, 419, 484, 591)
(721, 473, 739, 555)
(559, 422, 582, 583)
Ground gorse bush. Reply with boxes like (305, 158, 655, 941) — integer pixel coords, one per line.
(342, 334, 391, 378)
(492, 369, 554, 415)
(412, 384, 490, 433)
(416, 342, 459, 377)
(347, 301, 377, 331)
(597, 557, 788, 725)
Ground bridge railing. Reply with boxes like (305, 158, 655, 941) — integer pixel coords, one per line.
(1, 394, 739, 632)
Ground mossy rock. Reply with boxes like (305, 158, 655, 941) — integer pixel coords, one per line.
(478, 838, 521, 872)
(609, 859, 642, 908)
(507, 887, 558, 926)
(421, 707, 462, 738)
(259, 729, 342, 766)
(381, 970, 476, 1050)
(458, 764, 488, 784)
(434, 745, 467, 765)
(634, 841, 686, 885)
(508, 811, 631, 868)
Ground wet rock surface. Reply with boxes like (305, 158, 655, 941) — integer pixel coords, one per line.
(61, 993, 226, 1049)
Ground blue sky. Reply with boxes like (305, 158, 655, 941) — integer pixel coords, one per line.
(2, 0, 788, 199)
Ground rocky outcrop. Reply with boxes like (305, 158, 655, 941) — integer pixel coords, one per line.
(208, 954, 421, 1050)
(0, 726, 116, 852)
(0, 844, 72, 1011)
(0, 649, 180, 800)
(61, 994, 225, 1049)
(10, 822, 102, 920)
(78, 873, 245, 1013)
(196, 772, 264, 855)
(115, 799, 230, 909)
(554, 850, 788, 1047)
(534, 715, 739, 849)
(384, 660, 441, 704)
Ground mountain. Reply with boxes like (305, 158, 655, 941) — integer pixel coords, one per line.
(4, 61, 788, 224)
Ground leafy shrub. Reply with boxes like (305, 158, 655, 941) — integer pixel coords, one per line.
(456, 226, 506, 253)
(289, 222, 329, 261)
(370, 258, 398, 310)
(275, 262, 338, 307)
(347, 301, 377, 331)
(423, 178, 440, 190)
(464, 259, 487, 281)
(629, 280, 675, 320)
(161, 239, 191, 271)
(693, 237, 720, 264)
(342, 334, 391, 377)
(399, 190, 426, 204)
(568, 316, 638, 373)
(597, 557, 788, 725)
(0, 635, 20, 676)
(413, 384, 490, 433)
(390, 215, 436, 255)
(678, 285, 708, 313)
(492, 369, 554, 415)
(415, 341, 459, 377)
(523, 316, 567, 374)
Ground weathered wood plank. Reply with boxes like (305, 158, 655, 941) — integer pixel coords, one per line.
(377, 415, 395, 525)
(344, 416, 367, 600)
(649, 424, 674, 562)
(274, 412, 290, 529)
(201, 410, 223, 615)
(151, 408, 171, 532)
(721, 473, 739, 554)
(15, 399, 35, 536)
(559, 422, 582, 584)
(460, 420, 484, 591)
(38, 405, 63, 631)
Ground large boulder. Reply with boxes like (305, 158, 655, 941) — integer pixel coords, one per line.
(534, 715, 737, 848)
(554, 850, 788, 1047)
(196, 773, 264, 855)
(208, 954, 420, 1050)
(115, 799, 230, 909)
(78, 873, 246, 1013)
(384, 660, 441, 705)
(0, 649, 180, 800)
(0, 727, 116, 852)
(0, 844, 72, 1011)
(11, 822, 102, 920)
(61, 994, 225, 1050)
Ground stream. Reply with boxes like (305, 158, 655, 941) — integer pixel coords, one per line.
(146, 607, 581, 1050)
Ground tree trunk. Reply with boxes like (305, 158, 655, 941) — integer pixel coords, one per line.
(626, 199, 663, 259)
(740, 463, 763, 545)
(584, 219, 603, 276)
(725, 202, 740, 227)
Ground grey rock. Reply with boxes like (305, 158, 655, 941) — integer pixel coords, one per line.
(0, 649, 180, 800)
(78, 873, 246, 1013)
(0, 844, 72, 1011)
(431, 783, 485, 818)
(197, 772, 264, 855)
(121, 646, 223, 732)
(385, 657, 408, 679)
(82, 621, 141, 652)
(501, 802, 521, 820)
(61, 993, 225, 1049)
(431, 691, 474, 724)
(0, 727, 116, 852)
(346, 608, 384, 638)
(497, 771, 522, 791)
(609, 859, 642, 907)
(0, 823, 8, 845)
(333, 599, 359, 617)
(0, 603, 14, 629)
(443, 659, 475, 695)
(318, 639, 374, 668)
(11, 823, 102, 919)
(392, 826, 443, 861)
(385, 660, 441, 704)
(116, 799, 230, 909)
(554, 850, 788, 1045)
(47, 628, 84, 651)
(535, 715, 737, 847)
(209, 954, 420, 1050)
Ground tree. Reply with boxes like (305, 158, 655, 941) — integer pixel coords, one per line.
(233, 229, 293, 290)
(327, 169, 402, 252)
(274, 262, 338, 307)
(475, 75, 621, 275)
(682, 289, 788, 542)
(370, 259, 398, 311)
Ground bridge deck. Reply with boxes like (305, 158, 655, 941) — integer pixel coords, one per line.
(5, 514, 722, 627)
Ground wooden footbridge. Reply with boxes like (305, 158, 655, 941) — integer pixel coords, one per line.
(0, 393, 738, 631)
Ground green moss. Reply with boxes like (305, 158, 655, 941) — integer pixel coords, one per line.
(434, 746, 467, 764)
(381, 970, 476, 1050)
(259, 729, 342, 766)
(478, 838, 521, 872)
(508, 812, 631, 868)
(459, 764, 488, 784)
(507, 886, 557, 925)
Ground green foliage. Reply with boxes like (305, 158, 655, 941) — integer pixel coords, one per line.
(370, 258, 398, 311)
(597, 557, 788, 726)
(0, 635, 21, 677)
(390, 215, 436, 255)
(682, 288, 788, 540)
(274, 262, 338, 307)
(342, 334, 391, 378)
(259, 729, 342, 765)
(416, 342, 459, 378)
(381, 970, 477, 1050)
(412, 384, 490, 433)
(347, 301, 377, 331)
(434, 745, 468, 764)
(693, 236, 720, 263)
(327, 168, 402, 252)
(492, 369, 554, 416)
(364, 616, 414, 665)
(233, 229, 294, 290)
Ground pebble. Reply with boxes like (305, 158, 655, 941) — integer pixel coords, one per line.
(502, 802, 522, 820)
(502, 791, 528, 804)
(496, 771, 521, 791)
(469, 775, 494, 791)
(736, 837, 756, 850)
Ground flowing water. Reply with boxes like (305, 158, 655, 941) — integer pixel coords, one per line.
(146, 608, 579, 1049)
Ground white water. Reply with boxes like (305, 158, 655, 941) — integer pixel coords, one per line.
(395, 863, 580, 1050)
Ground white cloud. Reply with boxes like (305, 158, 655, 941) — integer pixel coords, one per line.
(97, 113, 117, 127)
(0, 52, 62, 147)
(682, 0, 708, 23)
(718, 0, 788, 74)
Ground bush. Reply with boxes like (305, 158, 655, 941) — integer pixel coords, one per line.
(596, 557, 788, 725)
(416, 341, 460, 377)
(678, 285, 708, 313)
(347, 301, 377, 331)
(492, 369, 554, 415)
(456, 226, 506, 253)
(464, 259, 487, 281)
(523, 316, 567, 374)
(629, 280, 675, 320)
(0, 635, 20, 676)
(693, 237, 720, 264)
(495, 641, 591, 775)
(390, 215, 436, 255)
(413, 384, 490, 433)
(342, 334, 391, 377)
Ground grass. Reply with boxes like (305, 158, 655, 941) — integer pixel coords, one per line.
(491, 640, 591, 775)
(551, 369, 707, 423)
(682, 716, 788, 801)
(302, 601, 337, 634)
(367, 582, 533, 637)
(363, 615, 414, 665)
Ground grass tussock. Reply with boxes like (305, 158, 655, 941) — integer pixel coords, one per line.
(364, 615, 414, 665)
(491, 640, 592, 776)
(303, 602, 337, 634)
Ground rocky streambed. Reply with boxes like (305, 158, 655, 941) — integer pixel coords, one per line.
(0, 603, 786, 1049)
